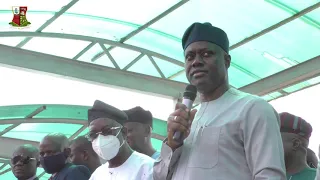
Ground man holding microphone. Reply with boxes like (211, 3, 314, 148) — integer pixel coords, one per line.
(153, 22, 286, 180)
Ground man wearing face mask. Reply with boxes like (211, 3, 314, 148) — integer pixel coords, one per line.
(11, 144, 39, 180)
(87, 100, 155, 180)
(39, 133, 91, 180)
(279, 112, 317, 180)
(124, 106, 160, 159)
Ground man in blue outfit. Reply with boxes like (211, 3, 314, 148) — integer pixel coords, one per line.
(39, 133, 91, 180)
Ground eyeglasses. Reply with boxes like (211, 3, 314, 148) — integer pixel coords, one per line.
(11, 155, 36, 165)
(309, 162, 317, 168)
(86, 127, 121, 141)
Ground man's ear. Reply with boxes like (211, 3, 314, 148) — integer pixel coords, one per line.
(82, 150, 89, 161)
(64, 148, 71, 157)
(36, 160, 40, 167)
(224, 53, 231, 69)
(145, 125, 151, 135)
(292, 138, 301, 151)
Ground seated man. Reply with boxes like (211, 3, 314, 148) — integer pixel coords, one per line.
(39, 133, 91, 180)
(87, 100, 154, 180)
(69, 136, 101, 173)
(280, 112, 317, 180)
(307, 148, 318, 168)
(124, 106, 160, 159)
(11, 144, 40, 180)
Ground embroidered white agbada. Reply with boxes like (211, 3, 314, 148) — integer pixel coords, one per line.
(90, 151, 154, 180)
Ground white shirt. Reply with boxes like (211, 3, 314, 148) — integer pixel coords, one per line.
(154, 88, 286, 180)
(90, 151, 154, 180)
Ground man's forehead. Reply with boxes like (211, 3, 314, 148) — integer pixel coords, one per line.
(89, 118, 120, 130)
(69, 143, 79, 151)
(70, 139, 86, 149)
(70, 141, 90, 152)
(39, 138, 59, 150)
(307, 151, 317, 158)
(41, 136, 54, 144)
(185, 41, 219, 52)
(281, 132, 299, 140)
(307, 148, 316, 155)
(13, 147, 36, 157)
(124, 122, 143, 128)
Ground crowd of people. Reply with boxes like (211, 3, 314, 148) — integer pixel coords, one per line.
(8, 22, 320, 180)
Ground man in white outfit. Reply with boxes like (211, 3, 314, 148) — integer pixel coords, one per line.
(88, 100, 154, 180)
(153, 22, 286, 180)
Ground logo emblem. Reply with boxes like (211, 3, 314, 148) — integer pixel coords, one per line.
(9, 6, 31, 27)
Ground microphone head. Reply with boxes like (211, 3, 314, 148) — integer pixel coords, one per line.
(183, 85, 197, 101)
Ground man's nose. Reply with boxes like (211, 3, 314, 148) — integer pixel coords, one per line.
(43, 153, 50, 157)
(15, 160, 24, 166)
(192, 55, 204, 67)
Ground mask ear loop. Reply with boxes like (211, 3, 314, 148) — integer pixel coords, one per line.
(115, 127, 125, 148)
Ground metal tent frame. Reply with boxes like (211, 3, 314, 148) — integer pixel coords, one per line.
(0, 1, 319, 102)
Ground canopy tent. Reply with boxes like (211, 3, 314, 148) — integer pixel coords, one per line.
(0, 0, 319, 179)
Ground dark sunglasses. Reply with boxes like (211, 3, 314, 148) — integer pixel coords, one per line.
(11, 155, 36, 165)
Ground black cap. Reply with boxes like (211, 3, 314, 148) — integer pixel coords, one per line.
(123, 106, 153, 128)
(88, 100, 128, 125)
(182, 22, 229, 53)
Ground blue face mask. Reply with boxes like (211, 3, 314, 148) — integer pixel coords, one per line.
(40, 152, 66, 174)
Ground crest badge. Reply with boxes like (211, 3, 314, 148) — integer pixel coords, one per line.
(9, 6, 31, 27)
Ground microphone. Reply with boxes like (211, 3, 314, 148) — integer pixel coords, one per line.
(173, 84, 197, 142)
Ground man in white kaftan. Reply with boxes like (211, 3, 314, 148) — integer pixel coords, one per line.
(90, 151, 154, 180)
(87, 100, 154, 180)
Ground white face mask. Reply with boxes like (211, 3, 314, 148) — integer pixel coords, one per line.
(92, 131, 124, 160)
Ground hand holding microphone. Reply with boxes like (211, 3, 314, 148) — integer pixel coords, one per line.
(167, 85, 197, 150)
